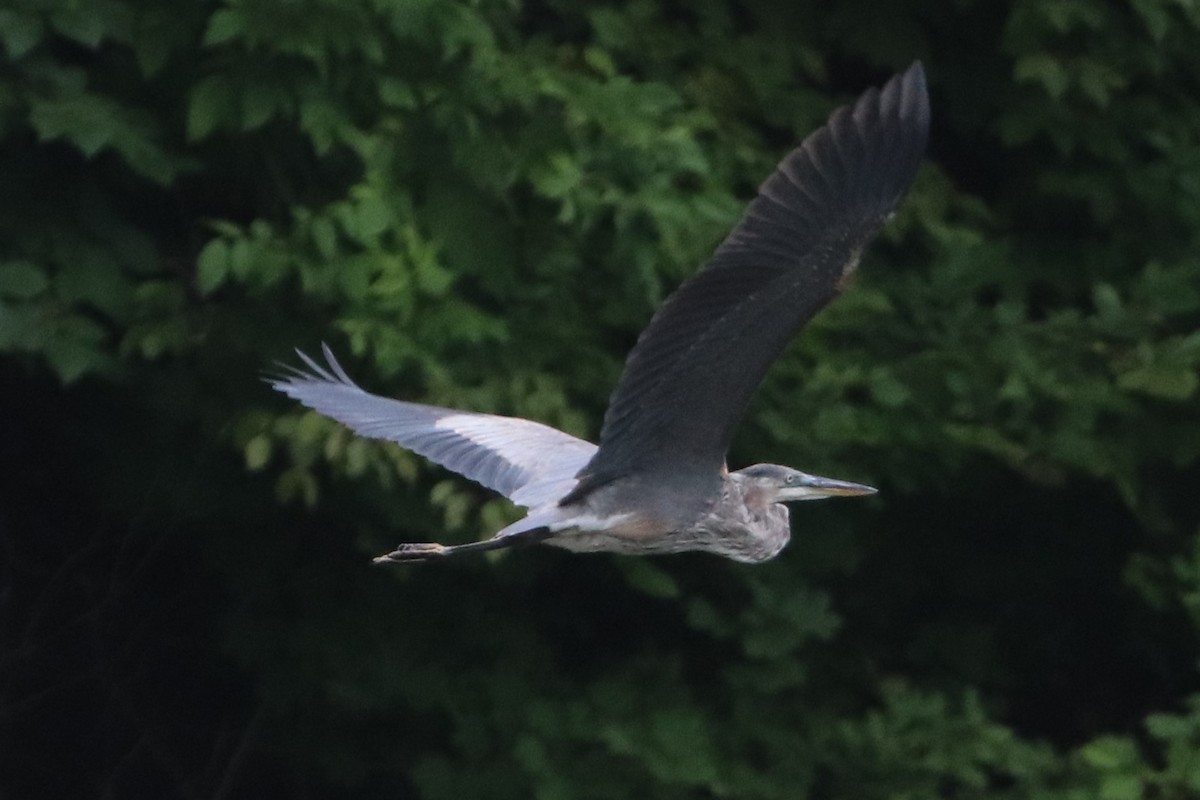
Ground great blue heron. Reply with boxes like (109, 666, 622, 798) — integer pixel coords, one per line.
(273, 63, 929, 564)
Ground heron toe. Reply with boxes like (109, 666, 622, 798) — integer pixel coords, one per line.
(373, 542, 449, 564)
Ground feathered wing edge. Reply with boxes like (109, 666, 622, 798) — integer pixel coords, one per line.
(269, 345, 596, 508)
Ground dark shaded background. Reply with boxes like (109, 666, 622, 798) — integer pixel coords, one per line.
(3, 1, 1200, 797)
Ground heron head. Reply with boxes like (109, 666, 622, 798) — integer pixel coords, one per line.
(733, 464, 877, 503)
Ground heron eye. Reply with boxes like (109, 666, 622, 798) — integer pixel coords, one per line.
(785, 475, 797, 485)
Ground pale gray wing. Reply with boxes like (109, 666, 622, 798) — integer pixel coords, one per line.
(566, 63, 929, 504)
(270, 345, 597, 508)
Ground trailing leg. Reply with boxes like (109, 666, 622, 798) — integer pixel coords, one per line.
(372, 527, 554, 564)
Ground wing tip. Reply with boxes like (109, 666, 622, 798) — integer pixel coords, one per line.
(766, 60, 929, 232)
(268, 343, 361, 394)
(823, 60, 930, 208)
(863, 60, 930, 151)
(893, 60, 931, 144)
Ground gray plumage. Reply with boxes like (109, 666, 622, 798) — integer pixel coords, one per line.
(275, 347, 596, 509)
(271, 62, 930, 564)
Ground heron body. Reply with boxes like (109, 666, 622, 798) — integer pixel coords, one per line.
(272, 63, 930, 564)
(542, 466, 796, 563)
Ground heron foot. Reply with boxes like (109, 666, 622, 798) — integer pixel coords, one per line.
(373, 542, 449, 564)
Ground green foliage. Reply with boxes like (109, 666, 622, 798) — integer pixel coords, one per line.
(2, 0, 1199, 798)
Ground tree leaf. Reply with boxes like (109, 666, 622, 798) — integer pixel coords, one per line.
(188, 76, 233, 141)
(196, 239, 230, 296)
(0, 10, 44, 58)
(0, 261, 49, 299)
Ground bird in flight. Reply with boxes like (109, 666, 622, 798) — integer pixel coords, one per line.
(273, 62, 929, 564)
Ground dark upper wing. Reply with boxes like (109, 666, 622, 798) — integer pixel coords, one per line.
(271, 345, 597, 508)
(566, 62, 929, 502)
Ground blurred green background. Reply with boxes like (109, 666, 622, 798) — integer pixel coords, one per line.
(3, 0, 1200, 797)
